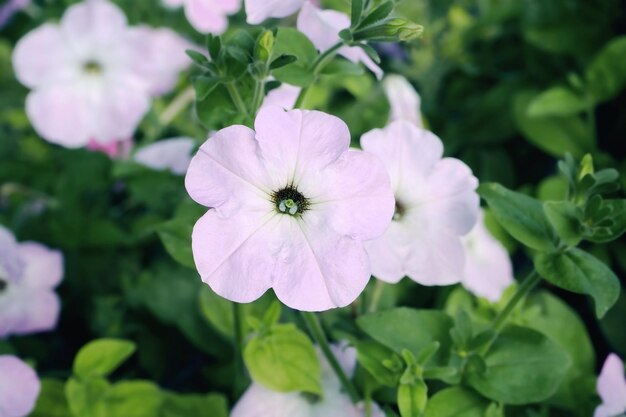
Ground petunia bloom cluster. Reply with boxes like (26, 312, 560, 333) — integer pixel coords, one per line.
(232, 343, 385, 417)
(0, 225, 64, 338)
(12, 0, 190, 150)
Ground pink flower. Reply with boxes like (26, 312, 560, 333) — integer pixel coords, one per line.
(361, 121, 479, 285)
(0, 225, 64, 338)
(232, 344, 385, 417)
(0, 355, 41, 417)
(163, 0, 241, 34)
(12, 0, 190, 149)
(263, 83, 301, 110)
(461, 210, 514, 301)
(595, 354, 626, 417)
(383, 75, 423, 127)
(297, 2, 383, 80)
(245, 0, 305, 24)
(134, 137, 196, 175)
(185, 106, 394, 311)
(86, 138, 133, 159)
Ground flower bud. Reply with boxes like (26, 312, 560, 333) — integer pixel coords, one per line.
(353, 18, 424, 42)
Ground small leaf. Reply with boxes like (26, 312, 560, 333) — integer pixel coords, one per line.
(186, 50, 210, 68)
(478, 183, 557, 251)
(73, 339, 136, 379)
(351, 0, 364, 27)
(193, 76, 222, 101)
(424, 387, 489, 417)
(527, 86, 589, 117)
(358, 1, 394, 29)
(269, 54, 297, 70)
(543, 201, 583, 246)
(535, 248, 621, 318)
(355, 340, 401, 386)
(398, 380, 428, 417)
(586, 36, 626, 103)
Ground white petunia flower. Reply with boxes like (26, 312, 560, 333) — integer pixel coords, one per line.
(595, 354, 626, 417)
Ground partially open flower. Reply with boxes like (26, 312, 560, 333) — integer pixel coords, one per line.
(0, 225, 64, 338)
(232, 344, 385, 417)
(185, 106, 394, 311)
(361, 121, 479, 285)
(595, 354, 626, 417)
(383, 75, 423, 127)
(163, 0, 240, 34)
(0, 355, 40, 417)
(297, 2, 383, 80)
(12, 0, 190, 149)
(461, 210, 514, 301)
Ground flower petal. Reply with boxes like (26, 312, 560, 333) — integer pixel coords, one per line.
(134, 137, 196, 175)
(192, 210, 277, 303)
(272, 212, 370, 311)
(384, 75, 422, 127)
(405, 230, 465, 286)
(11, 290, 61, 336)
(310, 150, 394, 240)
(245, 0, 304, 24)
(185, 125, 273, 215)
(0, 355, 40, 417)
(12, 24, 77, 88)
(17, 242, 63, 290)
(597, 354, 626, 411)
(254, 106, 350, 190)
(231, 384, 310, 417)
(0, 225, 24, 283)
(263, 83, 301, 110)
(184, 0, 231, 33)
(366, 222, 411, 283)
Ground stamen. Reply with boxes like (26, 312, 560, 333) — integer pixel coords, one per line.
(272, 186, 308, 216)
(83, 60, 102, 75)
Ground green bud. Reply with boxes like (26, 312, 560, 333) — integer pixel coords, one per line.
(578, 154, 594, 180)
(353, 18, 424, 42)
(255, 30, 275, 63)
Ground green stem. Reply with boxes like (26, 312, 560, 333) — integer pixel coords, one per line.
(491, 270, 541, 333)
(233, 302, 245, 397)
(158, 86, 195, 127)
(368, 280, 385, 313)
(250, 78, 266, 117)
(226, 82, 248, 115)
(586, 101, 597, 145)
(301, 312, 360, 403)
(294, 41, 345, 108)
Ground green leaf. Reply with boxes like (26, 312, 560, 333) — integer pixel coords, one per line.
(270, 54, 297, 70)
(351, 0, 364, 27)
(535, 248, 620, 318)
(586, 199, 626, 243)
(104, 381, 163, 417)
(357, 308, 453, 366)
(478, 183, 557, 251)
(398, 380, 428, 417)
(73, 339, 136, 379)
(156, 203, 202, 268)
(244, 324, 322, 395)
(65, 377, 110, 417)
(586, 36, 626, 102)
(527, 86, 588, 117)
(513, 91, 593, 158)
(543, 201, 583, 246)
(31, 379, 71, 417)
(271, 28, 318, 87)
(193, 76, 222, 101)
(354, 340, 401, 386)
(161, 393, 229, 417)
(424, 387, 489, 417)
(185, 50, 209, 68)
(359, 1, 394, 29)
(466, 326, 570, 404)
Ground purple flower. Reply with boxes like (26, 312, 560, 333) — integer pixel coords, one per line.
(0, 355, 41, 417)
(185, 106, 394, 311)
(0, 225, 63, 338)
(595, 354, 626, 417)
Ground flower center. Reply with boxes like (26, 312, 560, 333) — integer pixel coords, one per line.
(83, 60, 103, 75)
(272, 186, 308, 216)
(0, 278, 6, 293)
(393, 199, 406, 221)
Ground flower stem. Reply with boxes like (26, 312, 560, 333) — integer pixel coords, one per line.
(159, 86, 195, 126)
(226, 82, 248, 115)
(293, 41, 345, 109)
(491, 270, 541, 333)
(233, 302, 245, 397)
(368, 280, 386, 313)
(301, 311, 360, 403)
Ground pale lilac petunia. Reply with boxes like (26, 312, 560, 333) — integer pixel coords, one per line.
(163, 0, 241, 34)
(460, 210, 514, 301)
(0, 355, 41, 417)
(361, 121, 479, 285)
(263, 83, 301, 110)
(12, 0, 190, 149)
(595, 354, 626, 417)
(185, 106, 394, 311)
(383, 75, 423, 127)
(245, 0, 305, 24)
(297, 2, 383, 80)
(0, 225, 64, 338)
(232, 344, 385, 417)
(134, 137, 196, 175)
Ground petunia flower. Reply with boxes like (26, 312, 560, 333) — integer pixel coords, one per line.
(460, 210, 514, 301)
(232, 344, 385, 417)
(86, 138, 133, 159)
(263, 83, 301, 110)
(134, 137, 196, 175)
(0, 355, 41, 417)
(0, 225, 64, 338)
(297, 2, 383, 80)
(595, 354, 626, 417)
(185, 106, 394, 311)
(244, 0, 305, 24)
(361, 121, 479, 285)
(0, 0, 30, 29)
(383, 75, 423, 127)
(163, 0, 241, 34)
(12, 0, 190, 149)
